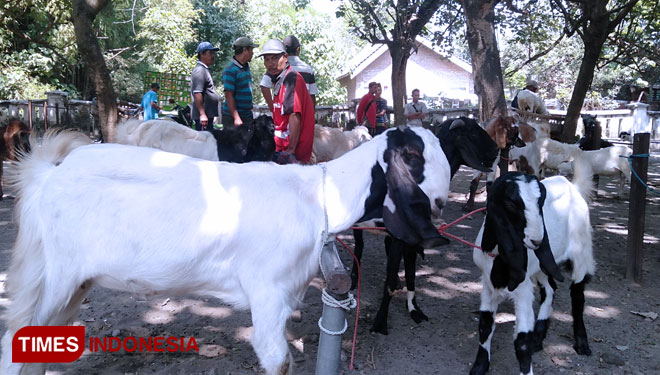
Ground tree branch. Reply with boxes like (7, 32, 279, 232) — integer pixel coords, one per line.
(504, 33, 565, 78)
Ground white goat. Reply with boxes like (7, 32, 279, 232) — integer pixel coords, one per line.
(470, 158, 595, 375)
(516, 89, 549, 115)
(311, 125, 372, 163)
(116, 119, 220, 161)
(557, 145, 632, 198)
(509, 134, 582, 178)
(1, 127, 450, 375)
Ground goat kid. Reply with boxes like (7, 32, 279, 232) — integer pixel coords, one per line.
(351, 117, 499, 334)
(114, 115, 275, 163)
(0, 126, 450, 375)
(557, 145, 632, 198)
(471, 158, 595, 375)
(0, 120, 31, 199)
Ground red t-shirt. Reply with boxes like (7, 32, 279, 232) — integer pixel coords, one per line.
(356, 92, 376, 129)
(273, 66, 315, 163)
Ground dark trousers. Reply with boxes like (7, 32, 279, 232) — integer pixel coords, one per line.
(374, 125, 386, 135)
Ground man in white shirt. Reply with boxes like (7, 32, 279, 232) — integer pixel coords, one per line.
(404, 88, 428, 127)
(260, 35, 318, 112)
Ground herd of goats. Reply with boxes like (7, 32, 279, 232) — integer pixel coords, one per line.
(0, 113, 633, 374)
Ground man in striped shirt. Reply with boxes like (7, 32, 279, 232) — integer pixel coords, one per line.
(222, 37, 258, 127)
(260, 35, 318, 113)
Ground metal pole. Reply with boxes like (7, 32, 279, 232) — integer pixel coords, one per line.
(626, 132, 650, 283)
(316, 240, 353, 375)
(44, 102, 48, 130)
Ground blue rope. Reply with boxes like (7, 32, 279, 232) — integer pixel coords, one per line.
(621, 154, 660, 195)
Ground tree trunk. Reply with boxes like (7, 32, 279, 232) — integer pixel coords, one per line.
(560, 8, 611, 143)
(389, 43, 410, 126)
(72, 0, 117, 142)
(462, 0, 508, 122)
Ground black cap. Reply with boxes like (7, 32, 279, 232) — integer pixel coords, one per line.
(283, 35, 300, 55)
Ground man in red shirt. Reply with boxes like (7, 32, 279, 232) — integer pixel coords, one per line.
(259, 39, 315, 164)
(356, 81, 378, 132)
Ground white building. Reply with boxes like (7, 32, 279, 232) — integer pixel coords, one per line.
(336, 37, 476, 106)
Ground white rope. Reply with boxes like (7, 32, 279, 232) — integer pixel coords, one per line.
(317, 288, 357, 336)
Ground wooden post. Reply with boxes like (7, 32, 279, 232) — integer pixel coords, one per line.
(626, 132, 650, 283)
(27, 100, 33, 129)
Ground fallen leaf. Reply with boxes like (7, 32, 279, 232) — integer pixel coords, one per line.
(551, 356, 569, 367)
(630, 311, 658, 321)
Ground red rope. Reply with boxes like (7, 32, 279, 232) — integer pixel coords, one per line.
(337, 206, 491, 367)
(350, 207, 487, 250)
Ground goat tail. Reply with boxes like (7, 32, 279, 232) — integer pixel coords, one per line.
(571, 154, 594, 203)
(3, 130, 91, 331)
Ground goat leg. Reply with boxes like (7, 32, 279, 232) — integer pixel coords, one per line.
(463, 177, 480, 212)
(370, 239, 405, 335)
(403, 244, 427, 323)
(350, 229, 364, 290)
(571, 276, 592, 356)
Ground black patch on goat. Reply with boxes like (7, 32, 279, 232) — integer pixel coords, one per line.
(245, 115, 276, 162)
(357, 165, 387, 222)
(433, 117, 499, 176)
(212, 115, 276, 163)
(381, 128, 449, 248)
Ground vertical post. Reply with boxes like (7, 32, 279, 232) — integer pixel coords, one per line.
(44, 102, 48, 130)
(55, 103, 60, 126)
(316, 240, 353, 375)
(27, 100, 33, 129)
(626, 132, 650, 283)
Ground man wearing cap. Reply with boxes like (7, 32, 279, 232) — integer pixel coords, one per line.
(221, 37, 258, 127)
(260, 35, 318, 112)
(140, 82, 160, 121)
(259, 39, 315, 164)
(191, 41, 220, 131)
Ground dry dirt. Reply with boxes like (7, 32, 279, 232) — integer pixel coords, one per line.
(0, 155, 659, 375)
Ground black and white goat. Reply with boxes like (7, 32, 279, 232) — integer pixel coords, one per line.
(470, 158, 595, 375)
(114, 114, 276, 163)
(352, 117, 500, 334)
(0, 126, 450, 375)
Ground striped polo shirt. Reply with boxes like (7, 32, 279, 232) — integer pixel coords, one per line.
(221, 57, 254, 117)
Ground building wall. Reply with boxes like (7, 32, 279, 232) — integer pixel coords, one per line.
(342, 44, 473, 105)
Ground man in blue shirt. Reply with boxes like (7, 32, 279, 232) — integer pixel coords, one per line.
(222, 36, 258, 127)
(140, 83, 160, 121)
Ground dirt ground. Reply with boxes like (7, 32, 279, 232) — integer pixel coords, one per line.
(0, 154, 659, 375)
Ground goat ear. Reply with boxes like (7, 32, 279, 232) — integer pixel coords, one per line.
(490, 215, 527, 291)
(533, 226, 565, 282)
(481, 214, 498, 252)
(382, 148, 449, 248)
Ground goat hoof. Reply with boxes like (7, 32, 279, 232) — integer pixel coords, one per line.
(462, 204, 474, 212)
(370, 321, 388, 335)
(574, 338, 592, 356)
(469, 362, 489, 375)
(410, 309, 428, 324)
